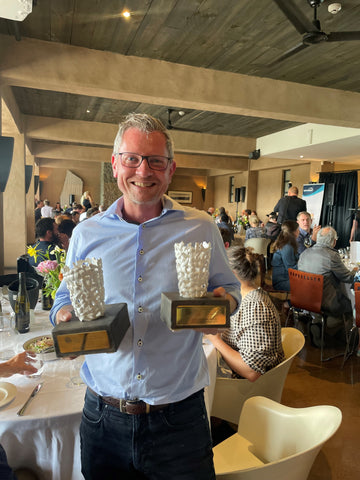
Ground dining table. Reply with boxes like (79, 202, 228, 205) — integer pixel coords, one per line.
(0, 295, 217, 480)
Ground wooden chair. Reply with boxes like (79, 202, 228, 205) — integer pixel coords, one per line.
(211, 328, 305, 425)
(213, 396, 342, 480)
(287, 269, 354, 365)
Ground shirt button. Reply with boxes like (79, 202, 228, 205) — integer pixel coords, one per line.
(138, 276, 142, 282)
(142, 225, 146, 229)
(136, 373, 142, 380)
(138, 306, 143, 313)
(139, 249, 144, 255)
(137, 339, 143, 347)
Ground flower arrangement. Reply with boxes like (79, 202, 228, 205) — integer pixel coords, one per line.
(27, 245, 66, 299)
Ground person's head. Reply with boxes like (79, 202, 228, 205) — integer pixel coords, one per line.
(244, 209, 251, 216)
(36, 200, 43, 208)
(58, 219, 76, 250)
(99, 204, 106, 212)
(86, 207, 99, 218)
(267, 211, 277, 223)
(55, 202, 61, 208)
(219, 227, 232, 249)
(273, 219, 299, 253)
(316, 226, 338, 248)
(249, 215, 259, 227)
(220, 212, 229, 224)
(297, 211, 311, 232)
(35, 218, 56, 241)
(72, 211, 80, 224)
(207, 207, 215, 216)
(288, 186, 299, 196)
(228, 247, 258, 282)
(44, 199, 50, 206)
(111, 113, 176, 217)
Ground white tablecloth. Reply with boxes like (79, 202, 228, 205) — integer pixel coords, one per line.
(0, 302, 217, 480)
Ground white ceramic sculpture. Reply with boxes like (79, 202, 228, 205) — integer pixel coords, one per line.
(174, 241, 212, 298)
(62, 258, 105, 321)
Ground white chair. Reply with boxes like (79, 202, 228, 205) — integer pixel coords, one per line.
(244, 237, 271, 269)
(214, 396, 342, 480)
(211, 328, 305, 425)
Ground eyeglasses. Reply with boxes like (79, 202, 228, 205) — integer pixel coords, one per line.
(116, 152, 172, 171)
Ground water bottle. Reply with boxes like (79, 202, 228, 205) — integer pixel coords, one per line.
(15, 272, 30, 333)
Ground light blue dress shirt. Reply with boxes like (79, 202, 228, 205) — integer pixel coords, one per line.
(50, 195, 240, 404)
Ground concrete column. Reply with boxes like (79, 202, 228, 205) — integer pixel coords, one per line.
(3, 133, 26, 271)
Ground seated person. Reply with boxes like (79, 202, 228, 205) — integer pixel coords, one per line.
(298, 226, 357, 342)
(57, 219, 76, 251)
(271, 220, 299, 291)
(218, 227, 232, 249)
(245, 215, 267, 240)
(29, 218, 59, 267)
(296, 211, 321, 254)
(208, 247, 284, 381)
(264, 212, 281, 241)
(217, 213, 234, 242)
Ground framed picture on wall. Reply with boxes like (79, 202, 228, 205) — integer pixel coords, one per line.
(168, 190, 193, 204)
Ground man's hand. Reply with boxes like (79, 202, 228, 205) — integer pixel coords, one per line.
(56, 304, 74, 324)
(311, 225, 321, 242)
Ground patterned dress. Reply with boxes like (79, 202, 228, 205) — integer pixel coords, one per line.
(219, 288, 285, 378)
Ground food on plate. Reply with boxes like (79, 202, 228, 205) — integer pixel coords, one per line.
(25, 336, 54, 353)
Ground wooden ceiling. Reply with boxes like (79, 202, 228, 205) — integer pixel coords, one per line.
(1, 0, 360, 161)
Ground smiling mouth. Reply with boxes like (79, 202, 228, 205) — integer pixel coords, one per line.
(132, 181, 155, 188)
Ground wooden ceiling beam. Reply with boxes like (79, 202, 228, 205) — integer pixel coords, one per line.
(1, 35, 360, 128)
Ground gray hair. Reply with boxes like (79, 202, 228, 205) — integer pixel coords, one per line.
(113, 113, 174, 159)
(297, 211, 311, 220)
(316, 226, 338, 247)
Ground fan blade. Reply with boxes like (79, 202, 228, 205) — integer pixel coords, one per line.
(327, 31, 360, 42)
(273, 0, 318, 35)
(268, 43, 309, 66)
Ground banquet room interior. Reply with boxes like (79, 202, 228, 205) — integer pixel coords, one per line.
(0, 1, 360, 479)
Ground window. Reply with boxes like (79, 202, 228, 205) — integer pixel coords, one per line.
(283, 169, 291, 196)
(229, 176, 234, 203)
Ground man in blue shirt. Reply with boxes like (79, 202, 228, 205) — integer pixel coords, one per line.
(50, 113, 240, 480)
(296, 211, 321, 254)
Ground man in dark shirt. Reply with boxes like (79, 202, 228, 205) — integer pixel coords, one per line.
(273, 186, 307, 224)
(29, 218, 59, 267)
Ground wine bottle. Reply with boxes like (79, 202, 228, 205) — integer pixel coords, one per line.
(15, 272, 30, 333)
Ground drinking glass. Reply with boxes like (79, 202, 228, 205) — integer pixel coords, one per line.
(0, 313, 18, 360)
(67, 356, 84, 387)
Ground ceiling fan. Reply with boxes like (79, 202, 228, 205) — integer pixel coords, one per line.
(165, 108, 203, 133)
(271, 0, 360, 65)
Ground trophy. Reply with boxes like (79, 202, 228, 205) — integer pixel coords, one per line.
(160, 242, 230, 330)
(52, 258, 129, 357)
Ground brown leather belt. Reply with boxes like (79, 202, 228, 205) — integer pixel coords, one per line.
(89, 388, 169, 415)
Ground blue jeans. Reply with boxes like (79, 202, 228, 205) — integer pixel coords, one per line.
(80, 388, 215, 480)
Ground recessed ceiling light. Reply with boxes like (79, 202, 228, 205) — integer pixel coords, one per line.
(300, 155, 304, 158)
(122, 10, 131, 18)
(86, 109, 90, 113)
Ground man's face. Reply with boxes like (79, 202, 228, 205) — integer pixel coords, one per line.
(111, 128, 176, 207)
(297, 214, 311, 232)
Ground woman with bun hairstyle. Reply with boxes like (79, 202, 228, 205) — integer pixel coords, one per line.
(208, 246, 284, 381)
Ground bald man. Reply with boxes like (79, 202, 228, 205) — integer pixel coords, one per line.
(273, 186, 307, 224)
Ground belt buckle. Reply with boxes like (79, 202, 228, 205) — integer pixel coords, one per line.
(119, 398, 140, 414)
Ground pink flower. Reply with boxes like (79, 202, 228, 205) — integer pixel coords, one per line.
(37, 260, 58, 274)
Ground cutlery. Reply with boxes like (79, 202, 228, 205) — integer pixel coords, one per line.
(17, 383, 43, 416)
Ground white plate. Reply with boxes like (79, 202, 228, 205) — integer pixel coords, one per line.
(0, 381, 17, 408)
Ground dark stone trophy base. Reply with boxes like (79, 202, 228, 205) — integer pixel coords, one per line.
(52, 303, 129, 357)
(160, 292, 230, 330)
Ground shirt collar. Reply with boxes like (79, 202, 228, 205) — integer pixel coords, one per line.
(100, 194, 186, 222)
